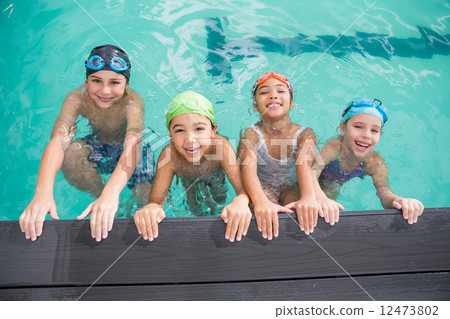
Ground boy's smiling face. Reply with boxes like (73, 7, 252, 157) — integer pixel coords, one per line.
(169, 113, 217, 163)
(85, 70, 127, 108)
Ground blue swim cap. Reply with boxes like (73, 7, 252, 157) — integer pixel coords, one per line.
(341, 98, 388, 126)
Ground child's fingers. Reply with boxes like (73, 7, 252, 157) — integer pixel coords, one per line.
(220, 207, 228, 224)
(19, 210, 26, 233)
(151, 212, 159, 240)
(312, 206, 318, 228)
(255, 213, 262, 232)
(297, 211, 304, 232)
(322, 205, 329, 223)
(142, 214, 152, 240)
(260, 213, 268, 239)
(302, 209, 310, 235)
(392, 201, 402, 210)
(101, 211, 109, 239)
(156, 209, 165, 223)
(49, 205, 59, 221)
(333, 206, 340, 224)
(243, 212, 251, 237)
(28, 207, 38, 241)
(107, 211, 115, 232)
(227, 216, 239, 242)
(271, 211, 279, 239)
(318, 205, 324, 218)
(418, 201, 424, 216)
(89, 208, 98, 240)
(412, 201, 421, 223)
(95, 209, 103, 242)
(283, 202, 295, 213)
(35, 213, 45, 238)
(265, 211, 275, 240)
(236, 215, 247, 241)
(134, 212, 142, 234)
(21, 209, 31, 239)
(78, 203, 93, 220)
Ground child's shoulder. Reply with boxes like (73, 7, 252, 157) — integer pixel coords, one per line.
(242, 125, 261, 143)
(213, 133, 234, 151)
(324, 137, 342, 149)
(364, 151, 387, 175)
(295, 125, 317, 144)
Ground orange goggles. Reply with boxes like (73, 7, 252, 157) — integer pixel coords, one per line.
(252, 71, 293, 97)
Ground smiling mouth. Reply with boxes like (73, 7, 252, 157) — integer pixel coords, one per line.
(185, 147, 200, 157)
(267, 103, 281, 109)
(355, 141, 370, 151)
(98, 96, 114, 102)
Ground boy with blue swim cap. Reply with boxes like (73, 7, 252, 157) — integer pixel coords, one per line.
(20, 44, 154, 242)
(314, 97, 424, 226)
(134, 91, 252, 243)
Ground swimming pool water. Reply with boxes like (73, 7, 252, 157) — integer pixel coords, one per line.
(1, 0, 449, 220)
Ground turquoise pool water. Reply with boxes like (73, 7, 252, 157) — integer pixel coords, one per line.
(1, 0, 449, 220)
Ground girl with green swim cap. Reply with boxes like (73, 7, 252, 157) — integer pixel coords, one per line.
(313, 98, 424, 225)
(134, 91, 252, 243)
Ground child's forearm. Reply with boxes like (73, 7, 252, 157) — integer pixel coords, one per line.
(241, 167, 269, 204)
(297, 165, 316, 199)
(35, 138, 65, 197)
(378, 189, 398, 209)
(102, 136, 140, 197)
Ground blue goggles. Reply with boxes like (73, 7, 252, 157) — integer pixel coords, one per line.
(85, 55, 129, 72)
(341, 98, 388, 125)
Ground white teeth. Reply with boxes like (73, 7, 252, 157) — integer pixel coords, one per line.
(186, 147, 199, 154)
(356, 142, 369, 148)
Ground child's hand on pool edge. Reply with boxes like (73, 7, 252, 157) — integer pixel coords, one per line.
(77, 193, 119, 242)
(392, 197, 424, 224)
(19, 194, 59, 241)
(318, 198, 344, 226)
(220, 194, 252, 242)
(285, 195, 319, 235)
(134, 203, 166, 241)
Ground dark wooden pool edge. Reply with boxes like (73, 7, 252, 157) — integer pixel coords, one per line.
(1, 207, 449, 301)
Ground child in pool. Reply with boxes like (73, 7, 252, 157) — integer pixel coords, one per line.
(134, 91, 252, 242)
(314, 98, 424, 225)
(20, 45, 154, 242)
(238, 72, 319, 240)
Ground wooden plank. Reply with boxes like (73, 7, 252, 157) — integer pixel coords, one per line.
(1, 272, 449, 301)
(0, 208, 449, 288)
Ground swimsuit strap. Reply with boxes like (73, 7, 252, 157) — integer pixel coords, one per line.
(248, 124, 264, 140)
(292, 126, 305, 144)
(337, 150, 364, 172)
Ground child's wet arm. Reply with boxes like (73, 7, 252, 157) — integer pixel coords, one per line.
(220, 139, 249, 202)
(367, 154, 396, 208)
(34, 137, 66, 197)
(238, 132, 267, 203)
(125, 89, 145, 134)
(295, 129, 317, 199)
(51, 91, 81, 149)
(36, 91, 81, 196)
(102, 91, 146, 197)
(148, 147, 175, 206)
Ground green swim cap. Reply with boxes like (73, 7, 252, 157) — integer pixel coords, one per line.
(165, 91, 215, 129)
